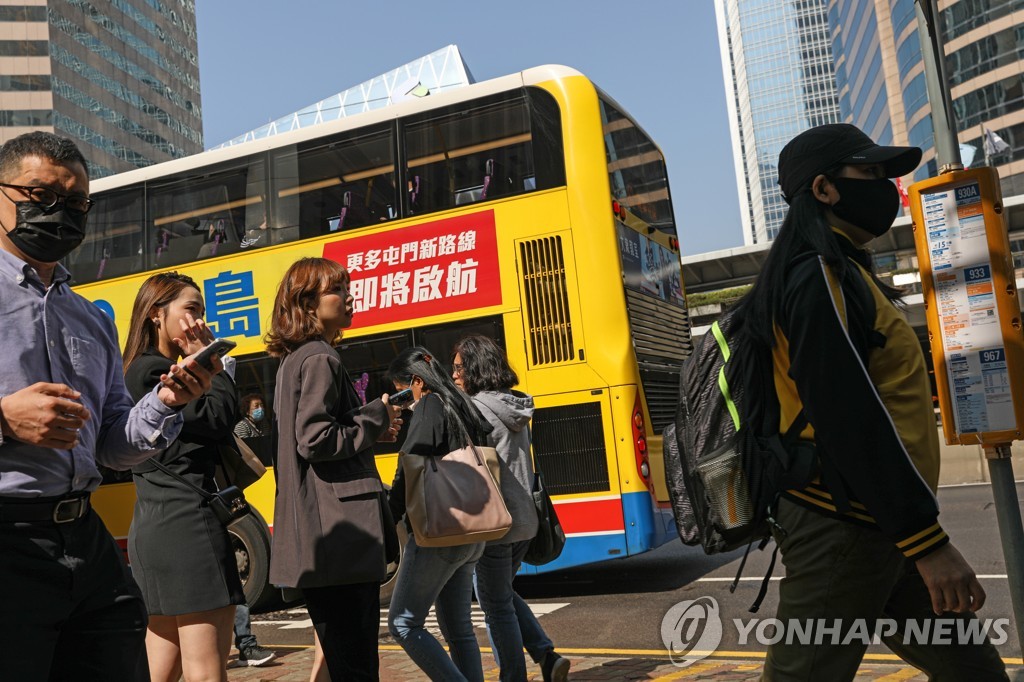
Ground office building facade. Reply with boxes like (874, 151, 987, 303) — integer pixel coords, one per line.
(716, 0, 843, 245)
(0, 0, 202, 178)
(829, 0, 1024, 195)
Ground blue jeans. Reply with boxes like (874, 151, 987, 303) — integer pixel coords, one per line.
(473, 540, 555, 681)
(388, 535, 486, 682)
(233, 603, 256, 650)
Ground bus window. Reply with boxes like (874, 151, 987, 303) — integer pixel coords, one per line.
(404, 92, 534, 216)
(67, 185, 144, 285)
(414, 316, 506, 372)
(146, 155, 267, 269)
(338, 331, 415, 456)
(233, 354, 280, 466)
(272, 125, 396, 241)
(598, 94, 676, 234)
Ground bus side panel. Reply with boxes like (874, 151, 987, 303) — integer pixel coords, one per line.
(92, 481, 137, 552)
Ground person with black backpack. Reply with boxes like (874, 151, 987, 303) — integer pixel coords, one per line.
(730, 124, 1008, 680)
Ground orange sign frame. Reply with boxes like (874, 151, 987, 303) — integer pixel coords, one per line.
(909, 167, 1024, 445)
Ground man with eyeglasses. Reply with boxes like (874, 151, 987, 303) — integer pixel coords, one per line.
(0, 132, 222, 680)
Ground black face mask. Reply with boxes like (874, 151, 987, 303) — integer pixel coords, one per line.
(2, 201, 86, 263)
(829, 176, 901, 237)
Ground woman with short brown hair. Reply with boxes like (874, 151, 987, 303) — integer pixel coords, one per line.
(266, 257, 401, 680)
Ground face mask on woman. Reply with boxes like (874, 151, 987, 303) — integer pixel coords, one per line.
(829, 176, 901, 237)
(251, 407, 265, 422)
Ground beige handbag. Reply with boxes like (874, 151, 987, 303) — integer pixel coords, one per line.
(402, 444, 512, 547)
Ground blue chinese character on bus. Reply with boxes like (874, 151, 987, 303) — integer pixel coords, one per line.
(203, 270, 261, 338)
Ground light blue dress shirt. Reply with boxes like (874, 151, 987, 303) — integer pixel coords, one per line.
(0, 248, 184, 497)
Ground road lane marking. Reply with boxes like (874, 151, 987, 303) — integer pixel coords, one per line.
(253, 643, 1024, 666)
(696, 575, 1008, 581)
(873, 669, 923, 681)
(255, 602, 569, 637)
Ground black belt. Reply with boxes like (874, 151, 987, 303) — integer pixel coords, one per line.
(0, 493, 91, 524)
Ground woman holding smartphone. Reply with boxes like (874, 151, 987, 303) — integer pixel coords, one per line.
(386, 346, 493, 682)
(266, 257, 401, 681)
(122, 272, 244, 682)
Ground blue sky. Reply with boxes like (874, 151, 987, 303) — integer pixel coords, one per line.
(195, 1, 743, 255)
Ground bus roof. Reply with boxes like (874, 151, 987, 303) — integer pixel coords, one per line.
(91, 64, 586, 193)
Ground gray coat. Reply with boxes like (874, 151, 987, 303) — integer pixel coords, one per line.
(269, 340, 397, 589)
(472, 391, 539, 545)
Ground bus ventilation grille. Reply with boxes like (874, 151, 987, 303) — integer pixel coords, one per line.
(519, 236, 575, 366)
(532, 402, 609, 496)
(625, 288, 691, 433)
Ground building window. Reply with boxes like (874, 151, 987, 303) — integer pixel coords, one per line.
(0, 40, 47, 56)
(0, 6, 46, 21)
(0, 110, 52, 126)
(0, 75, 50, 91)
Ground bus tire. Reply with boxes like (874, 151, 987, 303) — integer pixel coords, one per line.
(380, 520, 408, 606)
(228, 510, 274, 612)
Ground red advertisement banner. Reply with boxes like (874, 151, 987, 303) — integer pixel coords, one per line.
(322, 210, 502, 330)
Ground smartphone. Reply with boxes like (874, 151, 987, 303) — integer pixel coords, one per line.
(389, 388, 415, 407)
(193, 338, 237, 370)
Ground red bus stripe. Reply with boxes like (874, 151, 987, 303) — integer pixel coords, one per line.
(552, 498, 625, 534)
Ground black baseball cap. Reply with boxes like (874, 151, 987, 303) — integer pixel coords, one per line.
(777, 123, 922, 204)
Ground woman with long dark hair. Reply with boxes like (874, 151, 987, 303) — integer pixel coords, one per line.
(266, 257, 401, 681)
(122, 271, 244, 682)
(451, 335, 569, 682)
(386, 346, 492, 682)
(739, 124, 1005, 680)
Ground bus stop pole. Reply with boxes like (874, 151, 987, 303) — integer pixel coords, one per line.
(914, 0, 962, 173)
(917, 0, 1024, 654)
(985, 446, 1024, 656)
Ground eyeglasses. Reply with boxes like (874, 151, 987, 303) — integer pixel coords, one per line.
(0, 182, 95, 215)
(452, 363, 464, 375)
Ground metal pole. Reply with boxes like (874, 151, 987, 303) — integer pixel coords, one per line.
(915, 0, 963, 173)
(984, 446, 1024, 657)
(916, 0, 1024, 655)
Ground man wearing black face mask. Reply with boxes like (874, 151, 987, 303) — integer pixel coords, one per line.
(0, 132, 225, 680)
(733, 125, 1008, 680)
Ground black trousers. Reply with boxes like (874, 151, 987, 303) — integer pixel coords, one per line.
(0, 508, 149, 681)
(303, 581, 381, 681)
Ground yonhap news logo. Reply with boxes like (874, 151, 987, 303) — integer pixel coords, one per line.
(660, 595, 1010, 666)
(660, 596, 723, 667)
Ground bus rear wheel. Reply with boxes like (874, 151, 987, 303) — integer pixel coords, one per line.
(228, 511, 275, 613)
(379, 521, 408, 606)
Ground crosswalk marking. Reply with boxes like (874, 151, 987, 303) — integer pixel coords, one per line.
(257, 603, 569, 636)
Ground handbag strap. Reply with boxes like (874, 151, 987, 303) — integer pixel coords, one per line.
(146, 458, 216, 503)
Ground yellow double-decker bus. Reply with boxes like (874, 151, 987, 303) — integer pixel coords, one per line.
(76, 65, 692, 609)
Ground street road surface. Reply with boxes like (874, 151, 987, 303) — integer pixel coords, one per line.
(252, 482, 1022, 663)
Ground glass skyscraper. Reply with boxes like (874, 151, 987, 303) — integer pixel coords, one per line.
(830, 0, 1024, 196)
(0, 0, 202, 178)
(716, 0, 843, 245)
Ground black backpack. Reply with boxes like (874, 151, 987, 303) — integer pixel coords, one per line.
(664, 259, 876, 611)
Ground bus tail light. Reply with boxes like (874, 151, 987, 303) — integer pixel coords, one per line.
(631, 394, 654, 495)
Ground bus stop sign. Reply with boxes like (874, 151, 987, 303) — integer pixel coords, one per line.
(909, 166, 1024, 445)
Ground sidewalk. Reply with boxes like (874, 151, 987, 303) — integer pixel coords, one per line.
(226, 644, 1024, 680)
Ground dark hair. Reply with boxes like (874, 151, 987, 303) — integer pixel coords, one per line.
(122, 272, 201, 371)
(451, 335, 518, 395)
(241, 393, 263, 413)
(0, 131, 88, 181)
(266, 258, 350, 357)
(387, 346, 491, 447)
(738, 169, 901, 348)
